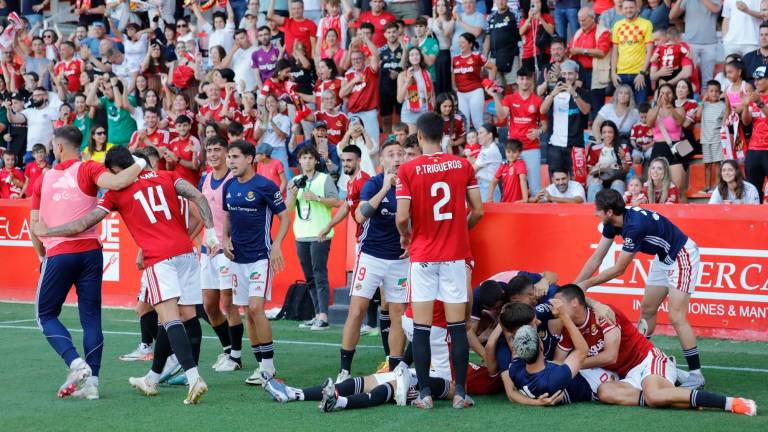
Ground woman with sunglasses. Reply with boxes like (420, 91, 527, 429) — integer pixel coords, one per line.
(82, 125, 113, 164)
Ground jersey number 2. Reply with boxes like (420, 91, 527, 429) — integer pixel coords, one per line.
(134, 186, 172, 224)
(431, 182, 452, 221)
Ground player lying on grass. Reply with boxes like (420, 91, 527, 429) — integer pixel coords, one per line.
(34, 147, 219, 405)
(505, 298, 619, 405)
(553, 285, 756, 416)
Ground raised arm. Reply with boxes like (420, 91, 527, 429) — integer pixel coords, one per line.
(267, 0, 286, 25)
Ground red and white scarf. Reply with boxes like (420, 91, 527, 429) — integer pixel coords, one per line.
(406, 68, 433, 113)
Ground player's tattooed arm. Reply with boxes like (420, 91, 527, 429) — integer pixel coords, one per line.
(34, 208, 108, 238)
(175, 179, 214, 229)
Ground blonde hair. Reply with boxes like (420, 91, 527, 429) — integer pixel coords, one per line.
(647, 157, 672, 203)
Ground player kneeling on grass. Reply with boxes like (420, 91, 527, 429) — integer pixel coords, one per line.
(553, 285, 756, 416)
(223, 140, 291, 385)
(34, 147, 219, 405)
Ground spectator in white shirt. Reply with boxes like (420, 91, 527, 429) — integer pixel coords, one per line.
(530, 170, 586, 203)
(222, 29, 259, 92)
(709, 160, 761, 204)
(193, 2, 236, 61)
(468, 123, 503, 202)
(5, 87, 61, 163)
(722, 0, 763, 57)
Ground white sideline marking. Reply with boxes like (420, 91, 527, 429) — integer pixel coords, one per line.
(0, 319, 36, 324)
(0, 324, 382, 349)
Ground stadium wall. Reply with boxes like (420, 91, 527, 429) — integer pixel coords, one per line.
(2, 199, 767, 341)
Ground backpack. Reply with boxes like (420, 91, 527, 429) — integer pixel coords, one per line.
(275, 280, 315, 321)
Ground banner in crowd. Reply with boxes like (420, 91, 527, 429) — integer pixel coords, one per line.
(470, 204, 768, 341)
(0, 199, 349, 309)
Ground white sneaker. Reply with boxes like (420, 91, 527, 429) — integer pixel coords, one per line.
(158, 355, 181, 383)
(119, 343, 153, 362)
(211, 353, 229, 369)
(393, 362, 410, 407)
(184, 376, 208, 405)
(245, 367, 276, 385)
(129, 375, 158, 396)
(359, 324, 374, 335)
(214, 357, 242, 372)
(58, 359, 91, 398)
(298, 318, 317, 329)
(679, 370, 706, 389)
(311, 320, 330, 331)
(72, 380, 99, 400)
(335, 369, 350, 384)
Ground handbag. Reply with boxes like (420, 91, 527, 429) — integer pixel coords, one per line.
(658, 118, 694, 158)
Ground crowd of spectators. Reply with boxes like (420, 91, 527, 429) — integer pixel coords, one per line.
(1, 0, 768, 206)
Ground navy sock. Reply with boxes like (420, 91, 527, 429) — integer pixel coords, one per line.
(212, 321, 231, 354)
(165, 320, 196, 371)
(261, 342, 274, 360)
(302, 385, 324, 401)
(340, 348, 355, 372)
(428, 377, 451, 399)
(403, 342, 413, 365)
(379, 310, 391, 356)
(251, 344, 262, 362)
(345, 383, 393, 409)
(335, 376, 365, 396)
(683, 346, 701, 371)
(388, 355, 403, 371)
(412, 324, 432, 397)
(139, 310, 158, 345)
(183, 318, 202, 363)
(195, 304, 210, 324)
(229, 323, 244, 352)
(447, 321, 469, 398)
(691, 390, 727, 410)
(150, 325, 172, 374)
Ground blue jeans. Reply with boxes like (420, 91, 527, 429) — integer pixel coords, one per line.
(521, 148, 542, 195)
(618, 74, 648, 105)
(25, 14, 44, 28)
(587, 178, 626, 202)
(230, 0, 248, 26)
(479, 178, 500, 202)
(554, 7, 579, 41)
(36, 249, 104, 376)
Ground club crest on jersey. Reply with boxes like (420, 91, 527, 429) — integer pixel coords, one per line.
(246, 191, 256, 202)
(528, 104, 536, 113)
(590, 323, 599, 336)
(354, 282, 363, 291)
(250, 272, 261, 281)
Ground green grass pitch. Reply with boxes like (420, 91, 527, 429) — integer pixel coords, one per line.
(1, 302, 766, 432)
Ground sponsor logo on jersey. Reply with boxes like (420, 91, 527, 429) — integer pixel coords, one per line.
(250, 271, 261, 281)
(397, 278, 407, 289)
(219, 265, 229, 276)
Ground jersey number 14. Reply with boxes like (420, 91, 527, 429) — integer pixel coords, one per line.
(134, 186, 172, 224)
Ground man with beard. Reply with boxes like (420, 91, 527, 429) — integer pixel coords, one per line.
(530, 170, 586, 203)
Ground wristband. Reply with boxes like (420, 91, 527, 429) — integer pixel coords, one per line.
(132, 155, 148, 169)
(205, 229, 220, 250)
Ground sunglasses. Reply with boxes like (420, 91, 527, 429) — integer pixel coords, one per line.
(177, 23, 188, 28)
(94, 131, 106, 136)
(44, 35, 54, 39)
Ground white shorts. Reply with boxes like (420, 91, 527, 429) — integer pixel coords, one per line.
(140, 252, 202, 306)
(647, 239, 700, 294)
(231, 259, 273, 306)
(579, 368, 620, 396)
(401, 315, 451, 381)
(373, 367, 445, 388)
(408, 260, 468, 304)
(200, 253, 234, 290)
(621, 347, 677, 390)
(351, 252, 409, 303)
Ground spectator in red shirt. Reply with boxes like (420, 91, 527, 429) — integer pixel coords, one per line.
(340, 36, 382, 148)
(493, 67, 546, 194)
(569, 8, 612, 121)
(0, 152, 25, 199)
(54, 41, 83, 93)
(268, 0, 318, 56)
(255, 142, 288, 195)
(649, 27, 693, 89)
(645, 156, 679, 203)
(22, 143, 49, 197)
(342, 0, 397, 48)
(520, 0, 556, 73)
(165, 115, 202, 186)
(488, 140, 529, 203)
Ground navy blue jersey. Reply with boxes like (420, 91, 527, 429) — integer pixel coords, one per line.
(223, 175, 286, 264)
(602, 207, 688, 265)
(508, 358, 594, 404)
(534, 302, 559, 360)
(358, 173, 404, 260)
(471, 271, 542, 320)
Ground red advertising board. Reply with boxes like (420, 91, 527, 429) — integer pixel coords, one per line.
(470, 204, 768, 341)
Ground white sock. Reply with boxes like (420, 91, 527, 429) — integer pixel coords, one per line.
(261, 358, 274, 371)
(69, 357, 86, 369)
(336, 396, 348, 409)
(690, 369, 702, 375)
(146, 370, 161, 383)
(286, 386, 303, 401)
(725, 397, 733, 411)
(185, 366, 200, 383)
(86, 376, 99, 386)
(230, 350, 241, 359)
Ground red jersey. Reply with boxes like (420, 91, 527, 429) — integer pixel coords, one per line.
(644, 181, 679, 203)
(344, 66, 379, 113)
(442, 114, 466, 155)
(198, 101, 231, 123)
(97, 170, 193, 267)
(24, 160, 49, 191)
(558, 306, 654, 377)
(55, 58, 83, 92)
(316, 111, 349, 145)
(585, 143, 631, 168)
(630, 123, 653, 150)
(168, 135, 201, 185)
(569, 26, 612, 70)
(0, 166, 25, 198)
(405, 299, 447, 328)
(282, 17, 317, 55)
(521, 15, 555, 59)
(256, 158, 285, 189)
(502, 92, 545, 151)
(346, 170, 371, 237)
(313, 78, 343, 109)
(232, 110, 258, 144)
(748, 96, 768, 150)
(358, 11, 397, 48)
(31, 159, 106, 256)
(452, 53, 486, 93)
(494, 159, 527, 203)
(395, 152, 478, 262)
(129, 128, 171, 170)
(651, 43, 689, 71)
(167, 110, 196, 139)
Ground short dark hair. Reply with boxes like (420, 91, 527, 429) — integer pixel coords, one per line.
(175, 114, 191, 124)
(296, 145, 321, 162)
(505, 274, 533, 299)
(130, 149, 152, 168)
(499, 302, 536, 333)
(381, 138, 403, 152)
(706, 80, 721, 91)
(32, 143, 47, 153)
(206, 136, 227, 148)
(761, 21, 768, 31)
(384, 22, 399, 32)
(404, 133, 420, 149)
(505, 139, 522, 153)
(61, 41, 75, 50)
(213, 11, 226, 21)
(517, 67, 534, 78)
(136, 145, 160, 162)
(228, 121, 244, 136)
(234, 28, 248, 37)
(594, 189, 626, 215)
(144, 106, 162, 117)
(53, 126, 83, 149)
(416, 112, 444, 144)
(481, 123, 498, 140)
(74, 92, 86, 101)
(217, 68, 235, 82)
(550, 36, 567, 47)
(342, 145, 362, 158)
(555, 284, 586, 307)
(104, 146, 135, 171)
(477, 280, 505, 309)
(637, 101, 651, 114)
(258, 25, 270, 33)
(228, 140, 256, 159)
(275, 59, 292, 73)
(359, 22, 375, 33)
